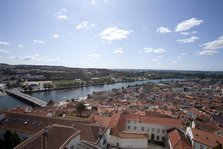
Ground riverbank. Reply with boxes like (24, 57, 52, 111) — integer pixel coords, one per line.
(23, 80, 147, 94)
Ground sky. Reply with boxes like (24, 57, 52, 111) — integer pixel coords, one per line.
(0, 0, 223, 71)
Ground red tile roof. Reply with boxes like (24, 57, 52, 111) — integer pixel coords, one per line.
(125, 114, 183, 128)
(168, 129, 192, 149)
(14, 124, 80, 149)
(93, 115, 111, 127)
(192, 128, 223, 147)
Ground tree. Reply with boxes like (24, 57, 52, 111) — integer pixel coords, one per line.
(75, 102, 86, 116)
(28, 86, 33, 91)
(4, 130, 21, 149)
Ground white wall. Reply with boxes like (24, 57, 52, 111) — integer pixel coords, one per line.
(108, 134, 147, 149)
(194, 141, 211, 149)
(126, 120, 178, 142)
(98, 129, 108, 149)
(186, 127, 194, 146)
(66, 135, 80, 149)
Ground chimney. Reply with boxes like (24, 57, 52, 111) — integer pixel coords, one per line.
(42, 128, 48, 149)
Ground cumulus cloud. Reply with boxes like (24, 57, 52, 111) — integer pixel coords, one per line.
(175, 18, 203, 32)
(52, 34, 59, 39)
(33, 40, 45, 44)
(197, 35, 223, 56)
(75, 21, 95, 30)
(87, 53, 101, 60)
(113, 48, 124, 54)
(144, 48, 166, 54)
(0, 41, 9, 45)
(99, 27, 132, 41)
(156, 27, 171, 33)
(176, 36, 199, 43)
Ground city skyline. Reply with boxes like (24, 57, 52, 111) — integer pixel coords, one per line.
(0, 0, 223, 71)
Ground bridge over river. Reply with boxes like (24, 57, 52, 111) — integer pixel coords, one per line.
(4, 89, 47, 107)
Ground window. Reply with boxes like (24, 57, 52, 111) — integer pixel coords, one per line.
(200, 144, 204, 149)
(162, 129, 165, 134)
(162, 137, 165, 142)
(157, 128, 160, 133)
(152, 128, 155, 132)
(128, 126, 131, 129)
(134, 126, 137, 130)
(128, 120, 131, 123)
(141, 127, 144, 131)
(146, 127, 150, 132)
(156, 136, 159, 141)
(116, 143, 119, 147)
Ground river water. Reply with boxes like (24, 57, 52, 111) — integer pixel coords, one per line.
(0, 79, 176, 109)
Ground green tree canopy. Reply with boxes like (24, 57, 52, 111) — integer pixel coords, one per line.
(4, 130, 21, 149)
(75, 102, 86, 116)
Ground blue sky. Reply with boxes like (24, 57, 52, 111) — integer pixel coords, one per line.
(0, 0, 223, 71)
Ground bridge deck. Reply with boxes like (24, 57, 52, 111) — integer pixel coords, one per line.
(5, 89, 47, 107)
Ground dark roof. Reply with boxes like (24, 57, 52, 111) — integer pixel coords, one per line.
(75, 123, 106, 144)
(0, 112, 91, 134)
(15, 124, 80, 149)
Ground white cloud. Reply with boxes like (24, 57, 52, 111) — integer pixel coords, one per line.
(0, 49, 9, 53)
(144, 48, 154, 53)
(175, 18, 203, 32)
(52, 34, 59, 39)
(176, 36, 199, 43)
(197, 50, 218, 56)
(0, 41, 9, 45)
(113, 48, 124, 54)
(87, 53, 101, 60)
(197, 35, 223, 56)
(144, 48, 166, 54)
(180, 31, 197, 36)
(33, 40, 45, 44)
(154, 48, 166, 53)
(202, 35, 223, 50)
(17, 44, 24, 47)
(91, 0, 96, 5)
(10, 54, 63, 63)
(181, 52, 187, 56)
(75, 21, 95, 30)
(156, 27, 171, 33)
(54, 8, 69, 20)
(57, 15, 69, 20)
(99, 27, 132, 41)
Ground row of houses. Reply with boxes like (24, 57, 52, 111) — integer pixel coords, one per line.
(0, 110, 222, 149)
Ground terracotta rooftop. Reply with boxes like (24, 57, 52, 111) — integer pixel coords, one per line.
(125, 114, 183, 128)
(192, 128, 223, 148)
(0, 112, 92, 134)
(167, 129, 192, 149)
(93, 115, 111, 127)
(75, 123, 106, 145)
(14, 124, 80, 149)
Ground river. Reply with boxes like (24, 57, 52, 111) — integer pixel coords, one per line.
(0, 79, 177, 109)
